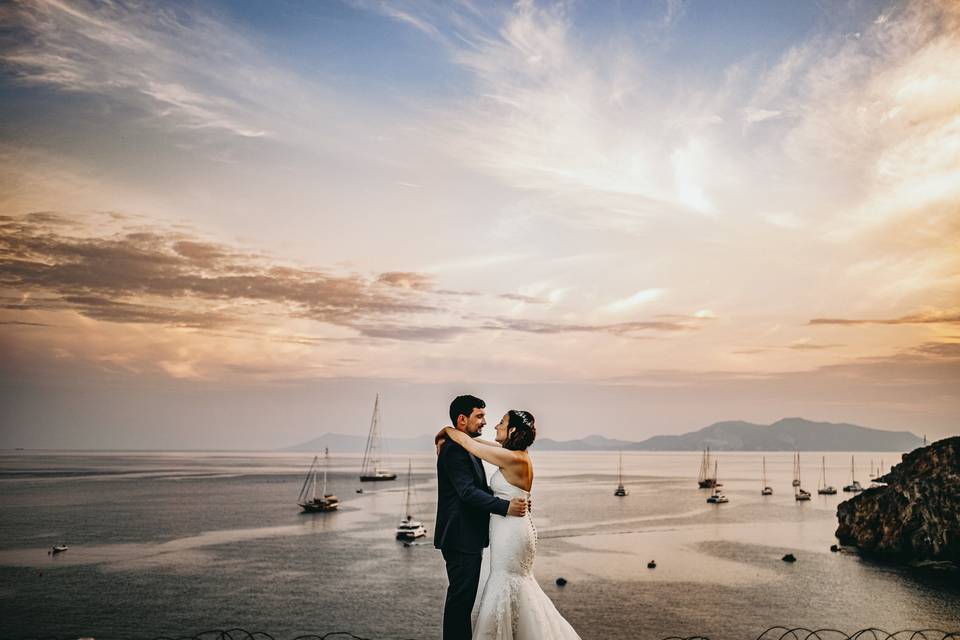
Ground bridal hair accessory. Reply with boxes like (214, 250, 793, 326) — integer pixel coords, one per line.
(513, 410, 535, 430)
(504, 409, 537, 450)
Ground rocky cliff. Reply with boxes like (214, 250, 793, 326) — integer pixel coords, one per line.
(835, 436, 960, 568)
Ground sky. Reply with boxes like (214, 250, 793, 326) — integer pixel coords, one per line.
(1, 0, 958, 449)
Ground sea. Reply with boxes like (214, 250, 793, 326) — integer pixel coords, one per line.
(1, 450, 958, 640)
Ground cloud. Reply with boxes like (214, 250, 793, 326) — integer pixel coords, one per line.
(910, 341, 960, 359)
(603, 288, 665, 313)
(499, 293, 548, 304)
(809, 308, 960, 326)
(0, 0, 273, 139)
(742, 107, 783, 124)
(0, 213, 437, 332)
(0, 319, 54, 327)
(350, 324, 469, 342)
(365, 0, 719, 218)
(377, 272, 434, 291)
(1, 213, 707, 348)
(733, 342, 843, 355)
(482, 316, 698, 336)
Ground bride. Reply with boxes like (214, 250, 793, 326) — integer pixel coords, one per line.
(440, 410, 582, 640)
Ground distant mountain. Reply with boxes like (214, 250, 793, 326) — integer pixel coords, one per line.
(282, 433, 434, 453)
(632, 417, 922, 451)
(283, 418, 923, 453)
(534, 434, 637, 451)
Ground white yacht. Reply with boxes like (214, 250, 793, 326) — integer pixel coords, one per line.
(359, 394, 397, 483)
(396, 460, 427, 541)
(817, 456, 837, 495)
(843, 456, 864, 492)
(706, 460, 728, 503)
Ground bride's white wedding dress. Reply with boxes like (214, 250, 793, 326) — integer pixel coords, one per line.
(473, 469, 582, 640)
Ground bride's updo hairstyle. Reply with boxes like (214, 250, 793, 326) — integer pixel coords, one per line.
(503, 410, 536, 451)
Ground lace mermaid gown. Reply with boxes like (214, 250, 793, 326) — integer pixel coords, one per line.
(473, 470, 582, 640)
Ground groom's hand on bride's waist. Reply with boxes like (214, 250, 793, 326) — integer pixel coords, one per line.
(507, 497, 528, 517)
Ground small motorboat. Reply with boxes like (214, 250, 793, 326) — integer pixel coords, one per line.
(706, 460, 728, 503)
(51, 544, 68, 554)
(761, 456, 773, 495)
(707, 491, 728, 504)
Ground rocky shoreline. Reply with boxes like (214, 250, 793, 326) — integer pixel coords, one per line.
(835, 436, 960, 569)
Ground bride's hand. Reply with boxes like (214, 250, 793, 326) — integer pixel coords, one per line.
(435, 426, 454, 454)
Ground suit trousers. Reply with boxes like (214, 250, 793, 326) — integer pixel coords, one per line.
(441, 548, 483, 640)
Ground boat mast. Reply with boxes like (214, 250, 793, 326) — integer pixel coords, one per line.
(762, 456, 767, 487)
(298, 456, 318, 505)
(360, 394, 381, 476)
(618, 451, 623, 485)
(322, 447, 329, 497)
(405, 459, 412, 520)
(820, 456, 825, 490)
(311, 456, 318, 501)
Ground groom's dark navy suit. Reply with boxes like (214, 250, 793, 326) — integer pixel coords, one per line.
(435, 439, 509, 640)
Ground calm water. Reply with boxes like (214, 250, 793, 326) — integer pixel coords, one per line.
(1, 450, 957, 640)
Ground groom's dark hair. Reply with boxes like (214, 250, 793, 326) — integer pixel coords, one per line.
(450, 394, 485, 426)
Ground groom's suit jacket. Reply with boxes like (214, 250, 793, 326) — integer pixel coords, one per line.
(434, 439, 510, 553)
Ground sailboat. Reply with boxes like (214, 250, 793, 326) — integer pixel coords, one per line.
(870, 458, 886, 487)
(359, 394, 397, 483)
(817, 456, 837, 495)
(794, 452, 811, 501)
(396, 460, 427, 541)
(761, 456, 773, 495)
(842, 456, 863, 492)
(697, 447, 717, 488)
(706, 460, 728, 503)
(298, 448, 340, 512)
(614, 451, 628, 497)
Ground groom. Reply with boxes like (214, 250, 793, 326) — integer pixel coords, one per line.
(435, 394, 528, 640)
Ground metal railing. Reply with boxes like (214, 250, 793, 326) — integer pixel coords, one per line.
(19, 628, 960, 640)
